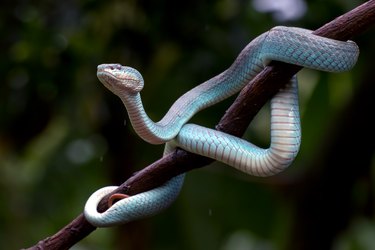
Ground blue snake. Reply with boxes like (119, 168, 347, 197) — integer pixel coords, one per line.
(84, 26, 359, 227)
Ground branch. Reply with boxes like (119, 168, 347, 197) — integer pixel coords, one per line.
(25, 1, 375, 249)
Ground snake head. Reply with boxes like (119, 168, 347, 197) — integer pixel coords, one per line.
(97, 64, 144, 95)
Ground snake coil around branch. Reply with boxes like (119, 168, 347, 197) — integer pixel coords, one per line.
(84, 26, 359, 227)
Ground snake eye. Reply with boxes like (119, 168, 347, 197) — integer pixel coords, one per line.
(107, 64, 122, 71)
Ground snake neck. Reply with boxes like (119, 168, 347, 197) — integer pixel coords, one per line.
(119, 93, 169, 144)
(119, 46, 264, 145)
(116, 35, 267, 144)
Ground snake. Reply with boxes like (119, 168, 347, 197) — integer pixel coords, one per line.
(84, 26, 359, 227)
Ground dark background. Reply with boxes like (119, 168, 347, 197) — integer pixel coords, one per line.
(0, 0, 374, 249)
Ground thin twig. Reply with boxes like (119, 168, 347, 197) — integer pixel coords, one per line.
(24, 1, 375, 249)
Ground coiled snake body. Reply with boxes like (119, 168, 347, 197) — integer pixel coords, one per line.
(84, 26, 359, 227)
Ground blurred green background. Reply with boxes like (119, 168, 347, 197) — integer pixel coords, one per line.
(1, 0, 374, 249)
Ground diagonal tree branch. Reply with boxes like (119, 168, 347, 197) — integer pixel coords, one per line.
(25, 1, 375, 249)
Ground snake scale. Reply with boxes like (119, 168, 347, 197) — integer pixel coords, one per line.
(84, 26, 359, 227)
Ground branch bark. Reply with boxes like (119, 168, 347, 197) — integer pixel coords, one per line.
(25, 1, 375, 249)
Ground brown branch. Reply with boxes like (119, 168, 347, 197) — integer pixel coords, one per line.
(24, 1, 375, 249)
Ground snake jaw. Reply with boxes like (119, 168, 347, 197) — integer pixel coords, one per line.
(97, 64, 144, 95)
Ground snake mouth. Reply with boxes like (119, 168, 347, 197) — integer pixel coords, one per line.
(97, 64, 132, 86)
